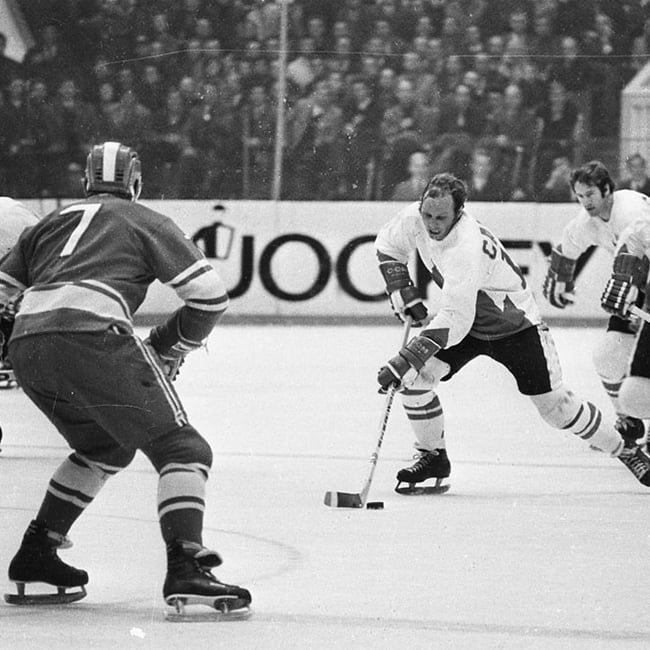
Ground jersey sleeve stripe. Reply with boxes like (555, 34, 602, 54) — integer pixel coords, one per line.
(0, 270, 26, 293)
(167, 260, 214, 289)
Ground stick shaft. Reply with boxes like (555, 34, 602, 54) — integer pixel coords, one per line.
(357, 318, 412, 503)
(630, 304, 650, 323)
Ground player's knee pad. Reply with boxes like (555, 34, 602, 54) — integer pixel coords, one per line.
(619, 377, 650, 419)
(592, 331, 635, 383)
(141, 424, 213, 474)
(530, 387, 583, 429)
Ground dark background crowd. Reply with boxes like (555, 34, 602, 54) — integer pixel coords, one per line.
(2, 0, 650, 202)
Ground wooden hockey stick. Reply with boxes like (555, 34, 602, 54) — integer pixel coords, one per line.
(324, 317, 412, 508)
(630, 305, 650, 324)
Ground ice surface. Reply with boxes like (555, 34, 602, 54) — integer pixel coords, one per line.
(1, 325, 649, 649)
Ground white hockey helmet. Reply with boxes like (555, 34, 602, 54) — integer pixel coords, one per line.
(83, 141, 142, 201)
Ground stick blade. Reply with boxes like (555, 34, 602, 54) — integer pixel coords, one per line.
(323, 491, 363, 508)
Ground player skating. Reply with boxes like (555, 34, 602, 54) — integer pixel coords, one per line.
(0, 142, 251, 619)
(0, 197, 39, 392)
(542, 160, 650, 446)
(375, 173, 650, 493)
(600, 202, 650, 439)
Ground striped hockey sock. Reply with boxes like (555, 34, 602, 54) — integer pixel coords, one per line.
(401, 389, 445, 450)
(35, 452, 119, 534)
(158, 462, 209, 544)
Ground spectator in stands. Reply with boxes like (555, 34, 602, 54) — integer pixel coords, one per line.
(390, 76, 438, 147)
(178, 82, 240, 199)
(341, 76, 384, 199)
(438, 54, 465, 97)
(618, 153, 650, 196)
(242, 83, 275, 200)
(284, 78, 345, 200)
(437, 83, 486, 140)
(138, 64, 168, 113)
(466, 144, 511, 202)
(484, 83, 537, 200)
(390, 150, 430, 201)
(537, 155, 574, 202)
(532, 80, 583, 199)
(49, 78, 98, 165)
(23, 24, 76, 92)
(374, 105, 421, 200)
(144, 89, 190, 199)
(104, 89, 152, 154)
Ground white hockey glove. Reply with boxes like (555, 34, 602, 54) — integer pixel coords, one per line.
(542, 248, 576, 309)
(600, 253, 647, 318)
(377, 335, 440, 391)
(379, 259, 428, 326)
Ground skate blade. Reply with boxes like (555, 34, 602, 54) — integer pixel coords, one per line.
(4, 584, 87, 605)
(164, 595, 252, 622)
(323, 490, 363, 508)
(395, 478, 450, 495)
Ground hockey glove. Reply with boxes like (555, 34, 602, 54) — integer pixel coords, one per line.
(146, 323, 202, 381)
(377, 335, 440, 391)
(600, 253, 647, 317)
(542, 248, 576, 309)
(0, 301, 16, 362)
(379, 259, 428, 326)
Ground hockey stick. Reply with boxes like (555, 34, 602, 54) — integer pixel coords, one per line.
(630, 305, 650, 324)
(324, 317, 412, 508)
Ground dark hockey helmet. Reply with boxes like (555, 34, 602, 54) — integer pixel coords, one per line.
(83, 141, 142, 201)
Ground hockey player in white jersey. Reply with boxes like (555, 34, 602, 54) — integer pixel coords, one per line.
(600, 207, 650, 428)
(542, 160, 650, 446)
(0, 198, 39, 396)
(375, 173, 650, 492)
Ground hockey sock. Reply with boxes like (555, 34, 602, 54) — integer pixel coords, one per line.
(401, 388, 445, 450)
(35, 453, 116, 535)
(563, 400, 623, 455)
(601, 377, 623, 415)
(157, 463, 208, 545)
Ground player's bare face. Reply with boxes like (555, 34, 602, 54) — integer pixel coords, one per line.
(420, 195, 457, 240)
(573, 181, 609, 220)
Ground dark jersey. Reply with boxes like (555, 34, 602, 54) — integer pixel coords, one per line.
(0, 195, 228, 340)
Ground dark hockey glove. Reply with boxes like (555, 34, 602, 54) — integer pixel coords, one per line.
(379, 259, 428, 326)
(377, 335, 440, 391)
(542, 248, 576, 309)
(0, 302, 16, 361)
(600, 253, 648, 317)
(146, 324, 202, 381)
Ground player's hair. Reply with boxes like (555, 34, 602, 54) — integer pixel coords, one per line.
(419, 173, 467, 215)
(83, 141, 142, 201)
(569, 160, 615, 196)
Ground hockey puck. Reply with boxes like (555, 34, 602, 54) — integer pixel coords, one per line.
(366, 501, 384, 509)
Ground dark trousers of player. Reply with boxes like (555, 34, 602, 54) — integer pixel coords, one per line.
(10, 328, 188, 453)
(630, 320, 650, 379)
(436, 324, 556, 395)
(8, 328, 196, 538)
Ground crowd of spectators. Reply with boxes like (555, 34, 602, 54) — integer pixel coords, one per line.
(1, 0, 649, 202)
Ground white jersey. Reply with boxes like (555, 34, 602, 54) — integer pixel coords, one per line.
(559, 189, 650, 259)
(375, 201, 541, 348)
(0, 197, 39, 258)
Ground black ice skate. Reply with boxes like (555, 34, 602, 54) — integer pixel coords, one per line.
(395, 449, 451, 495)
(163, 540, 252, 622)
(618, 440, 650, 487)
(4, 520, 88, 605)
(615, 415, 647, 450)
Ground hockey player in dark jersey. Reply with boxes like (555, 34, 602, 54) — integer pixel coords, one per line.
(0, 142, 251, 619)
